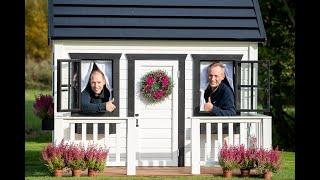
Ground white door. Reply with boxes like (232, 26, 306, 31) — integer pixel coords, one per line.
(135, 60, 179, 166)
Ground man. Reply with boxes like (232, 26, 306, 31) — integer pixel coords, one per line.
(203, 62, 236, 116)
(81, 68, 116, 114)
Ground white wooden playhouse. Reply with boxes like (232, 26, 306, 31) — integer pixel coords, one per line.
(48, 0, 272, 175)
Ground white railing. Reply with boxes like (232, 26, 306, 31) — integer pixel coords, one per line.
(190, 115, 272, 174)
(53, 116, 137, 175)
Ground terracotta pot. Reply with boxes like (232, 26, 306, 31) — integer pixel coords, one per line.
(88, 169, 98, 177)
(240, 169, 251, 177)
(53, 169, 63, 177)
(223, 169, 232, 178)
(264, 171, 273, 180)
(72, 169, 82, 177)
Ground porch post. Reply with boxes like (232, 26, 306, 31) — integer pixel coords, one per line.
(191, 118, 200, 174)
(127, 117, 136, 175)
(53, 117, 64, 145)
(262, 117, 272, 149)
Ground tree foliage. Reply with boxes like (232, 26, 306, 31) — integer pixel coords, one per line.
(25, 0, 51, 61)
(258, 0, 295, 151)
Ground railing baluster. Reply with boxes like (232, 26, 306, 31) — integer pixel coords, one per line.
(70, 123, 75, 141)
(93, 123, 98, 143)
(228, 123, 233, 146)
(218, 123, 223, 148)
(104, 123, 110, 161)
(240, 123, 248, 148)
(116, 123, 121, 164)
(205, 123, 211, 162)
(82, 123, 87, 143)
(127, 117, 136, 175)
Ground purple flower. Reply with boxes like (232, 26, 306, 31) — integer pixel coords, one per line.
(33, 94, 54, 120)
(152, 90, 164, 99)
(161, 76, 169, 87)
(146, 76, 154, 86)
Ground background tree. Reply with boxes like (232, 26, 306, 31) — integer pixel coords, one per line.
(259, 0, 295, 151)
(25, 0, 52, 89)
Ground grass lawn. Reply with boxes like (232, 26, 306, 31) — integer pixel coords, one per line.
(25, 89, 51, 131)
(25, 139, 295, 180)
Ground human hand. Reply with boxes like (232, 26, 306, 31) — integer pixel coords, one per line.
(106, 98, 116, 112)
(204, 97, 213, 112)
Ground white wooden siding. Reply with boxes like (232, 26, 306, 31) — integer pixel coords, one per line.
(52, 40, 265, 168)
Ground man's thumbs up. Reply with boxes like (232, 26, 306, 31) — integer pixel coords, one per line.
(208, 97, 211, 103)
(204, 96, 213, 112)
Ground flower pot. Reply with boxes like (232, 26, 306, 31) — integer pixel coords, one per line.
(88, 169, 98, 177)
(72, 169, 82, 177)
(53, 169, 63, 177)
(42, 118, 54, 130)
(223, 169, 232, 178)
(240, 169, 251, 177)
(264, 171, 272, 180)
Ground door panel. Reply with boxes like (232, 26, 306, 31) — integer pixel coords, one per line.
(135, 60, 179, 166)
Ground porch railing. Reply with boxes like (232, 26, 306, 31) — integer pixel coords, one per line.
(190, 115, 272, 174)
(53, 116, 137, 175)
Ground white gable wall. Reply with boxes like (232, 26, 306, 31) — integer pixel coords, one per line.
(52, 40, 258, 166)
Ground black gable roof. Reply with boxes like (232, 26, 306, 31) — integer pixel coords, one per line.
(48, 0, 266, 42)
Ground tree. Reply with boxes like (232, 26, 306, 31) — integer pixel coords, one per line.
(258, 0, 295, 150)
(25, 0, 51, 61)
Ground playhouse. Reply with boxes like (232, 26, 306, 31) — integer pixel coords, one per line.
(48, 0, 272, 175)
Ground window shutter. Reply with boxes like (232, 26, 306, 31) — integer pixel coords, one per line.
(235, 60, 270, 114)
(57, 59, 81, 112)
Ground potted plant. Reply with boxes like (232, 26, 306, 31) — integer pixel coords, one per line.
(64, 143, 86, 177)
(237, 145, 256, 177)
(33, 94, 54, 130)
(218, 143, 239, 178)
(85, 144, 109, 177)
(41, 140, 67, 176)
(256, 148, 281, 180)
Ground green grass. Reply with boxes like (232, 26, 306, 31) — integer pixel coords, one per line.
(25, 89, 51, 131)
(26, 139, 295, 179)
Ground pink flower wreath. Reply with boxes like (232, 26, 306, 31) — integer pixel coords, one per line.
(140, 70, 174, 103)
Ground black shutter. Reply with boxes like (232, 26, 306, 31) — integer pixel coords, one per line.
(57, 59, 81, 112)
(235, 60, 270, 114)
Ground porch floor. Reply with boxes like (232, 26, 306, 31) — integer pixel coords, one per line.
(62, 167, 259, 177)
(101, 167, 258, 177)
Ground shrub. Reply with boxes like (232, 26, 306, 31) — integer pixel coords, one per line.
(33, 94, 53, 120)
(41, 140, 67, 173)
(218, 143, 240, 170)
(237, 145, 256, 170)
(256, 148, 281, 173)
(64, 143, 86, 171)
(85, 144, 109, 172)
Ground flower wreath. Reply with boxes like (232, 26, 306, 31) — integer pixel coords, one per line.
(140, 70, 174, 103)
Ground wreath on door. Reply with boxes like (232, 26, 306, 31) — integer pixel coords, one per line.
(140, 70, 174, 103)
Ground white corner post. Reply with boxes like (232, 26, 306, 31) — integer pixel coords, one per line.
(53, 117, 64, 145)
(262, 117, 272, 149)
(191, 118, 200, 174)
(127, 117, 136, 175)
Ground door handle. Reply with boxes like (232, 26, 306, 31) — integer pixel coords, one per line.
(135, 114, 139, 127)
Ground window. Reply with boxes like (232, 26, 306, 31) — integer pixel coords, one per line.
(56, 53, 121, 116)
(192, 54, 270, 116)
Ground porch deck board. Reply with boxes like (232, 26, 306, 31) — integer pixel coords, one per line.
(102, 167, 253, 176)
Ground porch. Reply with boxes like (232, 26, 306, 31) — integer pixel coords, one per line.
(53, 114, 272, 176)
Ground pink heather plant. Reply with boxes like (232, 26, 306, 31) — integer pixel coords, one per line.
(41, 140, 67, 173)
(256, 148, 281, 173)
(64, 143, 86, 171)
(140, 70, 173, 103)
(237, 145, 256, 170)
(33, 94, 54, 120)
(85, 145, 109, 172)
(218, 143, 240, 170)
